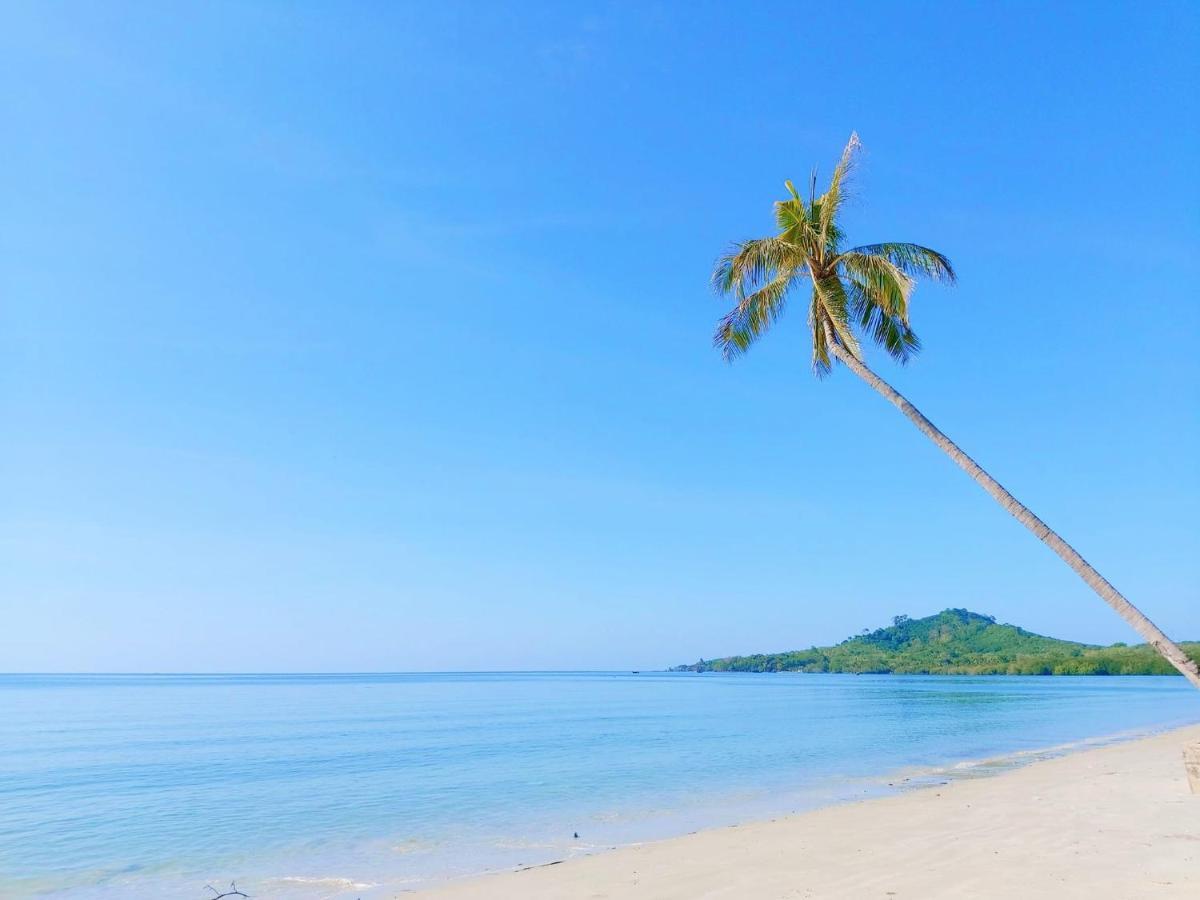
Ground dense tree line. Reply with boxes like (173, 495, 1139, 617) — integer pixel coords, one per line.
(673, 609, 1200, 676)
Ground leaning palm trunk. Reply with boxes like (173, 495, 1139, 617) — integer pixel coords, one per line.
(831, 343, 1200, 689)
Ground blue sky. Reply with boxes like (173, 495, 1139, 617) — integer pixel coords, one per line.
(2, 1, 1197, 671)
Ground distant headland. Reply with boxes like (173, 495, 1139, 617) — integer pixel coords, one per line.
(671, 609, 1200, 676)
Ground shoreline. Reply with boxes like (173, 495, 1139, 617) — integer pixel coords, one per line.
(414, 721, 1200, 899)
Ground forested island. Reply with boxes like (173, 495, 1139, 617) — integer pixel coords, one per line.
(671, 609, 1200, 676)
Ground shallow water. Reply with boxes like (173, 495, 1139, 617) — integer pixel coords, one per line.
(1, 672, 1196, 898)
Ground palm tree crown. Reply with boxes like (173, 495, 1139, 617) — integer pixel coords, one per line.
(712, 133, 956, 373)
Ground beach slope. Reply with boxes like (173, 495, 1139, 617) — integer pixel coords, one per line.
(418, 723, 1200, 899)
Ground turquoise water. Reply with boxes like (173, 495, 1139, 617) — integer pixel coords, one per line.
(1, 673, 1196, 898)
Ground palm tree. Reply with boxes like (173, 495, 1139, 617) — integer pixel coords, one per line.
(712, 133, 1200, 689)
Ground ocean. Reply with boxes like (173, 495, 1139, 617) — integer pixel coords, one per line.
(1, 672, 1196, 899)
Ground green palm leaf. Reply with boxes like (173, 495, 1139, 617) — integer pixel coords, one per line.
(817, 132, 860, 249)
(845, 242, 956, 284)
(714, 275, 792, 361)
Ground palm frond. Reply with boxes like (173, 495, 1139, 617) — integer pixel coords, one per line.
(846, 279, 921, 364)
(817, 133, 861, 250)
(812, 275, 861, 365)
(711, 237, 795, 298)
(844, 242, 956, 285)
(836, 251, 913, 320)
(808, 293, 833, 377)
(774, 197, 817, 247)
(714, 275, 792, 361)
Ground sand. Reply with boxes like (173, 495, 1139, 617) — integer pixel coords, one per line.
(415, 723, 1200, 899)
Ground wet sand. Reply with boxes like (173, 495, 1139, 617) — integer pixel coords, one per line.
(416, 723, 1200, 899)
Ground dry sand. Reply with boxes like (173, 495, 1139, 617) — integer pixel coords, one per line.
(416, 723, 1200, 899)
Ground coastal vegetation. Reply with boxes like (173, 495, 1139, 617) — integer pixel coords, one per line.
(711, 135, 1200, 688)
(672, 609, 1200, 676)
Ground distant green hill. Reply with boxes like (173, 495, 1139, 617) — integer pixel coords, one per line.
(671, 609, 1200, 676)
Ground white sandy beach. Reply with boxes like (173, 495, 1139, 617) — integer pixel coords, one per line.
(417, 723, 1200, 900)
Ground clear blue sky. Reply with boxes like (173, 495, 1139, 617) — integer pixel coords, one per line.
(2, 1, 1197, 672)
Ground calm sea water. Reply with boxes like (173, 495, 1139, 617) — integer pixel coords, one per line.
(1, 673, 1196, 899)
